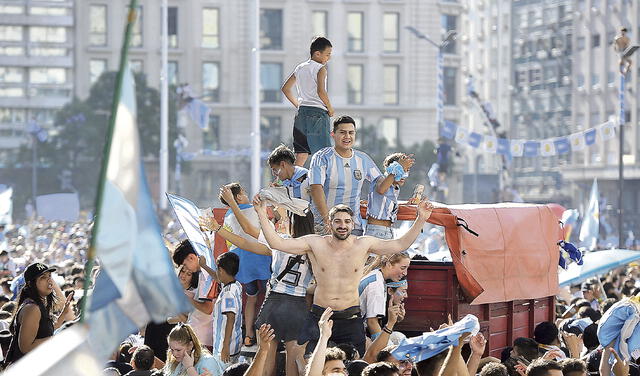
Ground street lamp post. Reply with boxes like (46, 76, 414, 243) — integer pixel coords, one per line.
(405, 26, 456, 137)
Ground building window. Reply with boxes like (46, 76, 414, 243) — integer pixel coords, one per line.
(0, 67, 24, 83)
(202, 62, 220, 102)
(203, 114, 220, 150)
(381, 118, 398, 147)
(30, 26, 66, 43)
(89, 5, 107, 46)
(383, 65, 399, 104)
(592, 33, 600, 48)
(577, 36, 585, 51)
(383, 13, 399, 52)
(0, 46, 24, 56)
(0, 108, 26, 124)
(29, 109, 55, 126)
(608, 71, 616, 85)
(591, 73, 599, 87)
(168, 6, 178, 48)
(441, 15, 457, 54)
(443, 67, 457, 105)
(202, 8, 220, 48)
(312, 11, 328, 37)
(260, 9, 282, 50)
(130, 60, 143, 74)
(347, 65, 363, 104)
(577, 73, 584, 88)
(0, 26, 22, 41)
(260, 116, 282, 150)
(0, 5, 23, 14)
(168, 61, 178, 85)
(30, 6, 69, 16)
(260, 63, 282, 103)
(90, 60, 106, 84)
(347, 12, 364, 52)
(131, 5, 143, 47)
(30, 67, 66, 84)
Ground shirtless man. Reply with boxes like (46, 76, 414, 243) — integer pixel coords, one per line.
(614, 27, 632, 74)
(254, 196, 434, 356)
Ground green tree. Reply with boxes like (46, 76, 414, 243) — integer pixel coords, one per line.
(357, 125, 437, 200)
(10, 72, 181, 211)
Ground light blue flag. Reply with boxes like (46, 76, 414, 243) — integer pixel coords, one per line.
(467, 132, 483, 148)
(523, 141, 540, 157)
(186, 98, 211, 130)
(442, 120, 457, 139)
(579, 178, 599, 250)
(584, 128, 597, 146)
(87, 66, 191, 360)
(554, 137, 571, 155)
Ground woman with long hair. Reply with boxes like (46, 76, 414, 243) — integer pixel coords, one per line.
(4, 263, 73, 367)
(199, 210, 315, 376)
(359, 252, 411, 340)
(163, 323, 223, 376)
(168, 266, 214, 352)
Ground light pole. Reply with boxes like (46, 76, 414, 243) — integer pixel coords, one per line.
(26, 122, 47, 207)
(405, 26, 456, 137)
(617, 47, 638, 248)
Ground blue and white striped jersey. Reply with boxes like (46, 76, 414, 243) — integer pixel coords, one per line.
(309, 147, 381, 229)
(269, 249, 314, 297)
(358, 269, 387, 319)
(282, 166, 310, 202)
(212, 281, 243, 357)
(366, 175, 400, 222)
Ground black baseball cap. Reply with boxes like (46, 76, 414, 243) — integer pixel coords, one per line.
(24, 263, 55, 283)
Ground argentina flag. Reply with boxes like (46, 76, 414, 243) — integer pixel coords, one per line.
(87, 66, 191, 360)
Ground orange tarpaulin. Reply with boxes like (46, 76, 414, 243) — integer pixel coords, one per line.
(361, 202, 561, 304)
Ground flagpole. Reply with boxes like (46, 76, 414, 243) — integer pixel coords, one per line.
(250, 0, 261, 196)
(159, 0, 169, 210)
(80, 0, 139, 322)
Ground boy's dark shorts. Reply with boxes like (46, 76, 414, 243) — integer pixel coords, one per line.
(293, 106, 331, 155)
(298, 304, 366, 358)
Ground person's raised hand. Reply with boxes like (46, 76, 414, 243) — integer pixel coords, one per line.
(417, 199, 434, 222)
(397, 303, 406, 323)
(198, 215, 219, 233)
(182, 349, 195, 368)
(257, 323, 276, 351)
(541, 349, 564, 361)
(470, 332, 487, 356)
(252, 194, 267, 215)
(387, 300, 401, 327)
(610, 347, 629, 376)
(318, 307, 333, 339)
(562, 331, 583, 357)
(399, 154, 415, 171)
(514, 362, 527, 376)
(219, 185, 235, 206)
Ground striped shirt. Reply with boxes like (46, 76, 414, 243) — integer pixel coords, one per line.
(269, 249, 314, 297)
(366, 175, 400, 222)
(282, 166, 310, 202)
(358, 269, 387, 319)
(212, 281, 243, 357)
(309, 147, 382, 229)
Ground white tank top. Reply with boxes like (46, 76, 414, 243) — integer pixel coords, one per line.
(294, 59, 327, 110)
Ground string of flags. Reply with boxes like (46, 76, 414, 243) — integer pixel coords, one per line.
(179, 148, 271, 161)
(442, 118, 618, 158)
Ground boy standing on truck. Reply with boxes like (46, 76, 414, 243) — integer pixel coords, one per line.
(281, 36, 334, 167)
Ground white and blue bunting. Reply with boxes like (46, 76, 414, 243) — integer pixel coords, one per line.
(442, 119, 617, 158)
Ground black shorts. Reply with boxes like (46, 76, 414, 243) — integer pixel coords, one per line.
(255, 292, 308, 342)
(298, 304, 366, 358)
(293, 106, 331, 154)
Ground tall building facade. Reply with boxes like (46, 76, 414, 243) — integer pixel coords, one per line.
(563, 0, 640, 235)
(509, 0, 574, 203)
(0, 1, 74, 155)
(74, 0, 459, 206)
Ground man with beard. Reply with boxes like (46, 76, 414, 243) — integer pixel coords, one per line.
(254, 196, 434, 356)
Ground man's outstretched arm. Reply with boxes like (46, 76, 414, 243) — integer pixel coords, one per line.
(253, 195, 312, 255)
(368, 199, 434, 255)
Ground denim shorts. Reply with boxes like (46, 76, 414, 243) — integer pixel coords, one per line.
(293, 106, 331, 154)
(243, 279, 267, 296)
(364, 223, 394, 240)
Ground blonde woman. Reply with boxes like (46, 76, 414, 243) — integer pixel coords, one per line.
(163, 323, 223, 376)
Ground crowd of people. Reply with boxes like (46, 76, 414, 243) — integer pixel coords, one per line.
(0, 34, 638, 376)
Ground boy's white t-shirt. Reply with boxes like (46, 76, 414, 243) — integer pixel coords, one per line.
(294, 59, 327, 110)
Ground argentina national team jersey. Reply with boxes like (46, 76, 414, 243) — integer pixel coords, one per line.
(282, 166, 310, 201)
(212, 281, 243, 357)
(358, 269, 387, 319)
(309, 147, 381, 229)
(366, 175, 400, 222)
(269, 249, 314, 297)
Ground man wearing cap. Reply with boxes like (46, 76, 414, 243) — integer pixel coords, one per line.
(581, 282, 600, 311)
